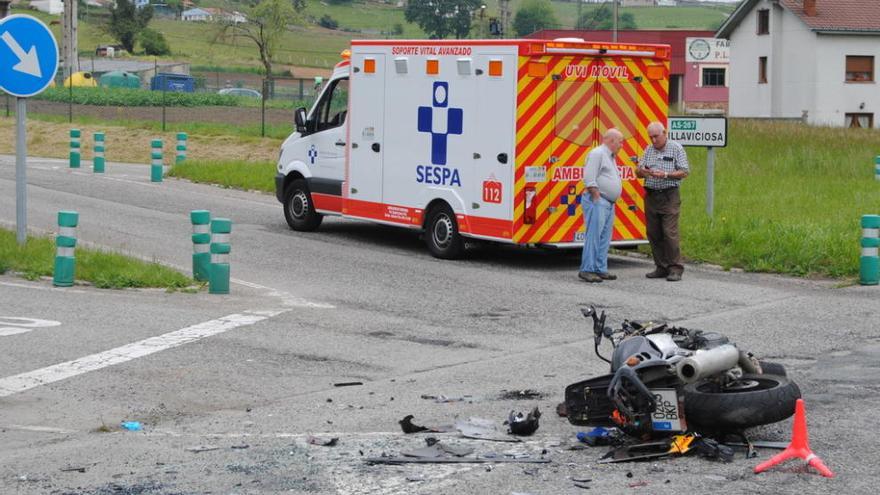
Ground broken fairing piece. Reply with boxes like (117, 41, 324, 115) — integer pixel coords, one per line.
(333, 382, 363, 387)
(185, 445, 220, 453)
(456, 417, 521, 442)
(401, 443, 475, 459)
(507, 407, 541, 436)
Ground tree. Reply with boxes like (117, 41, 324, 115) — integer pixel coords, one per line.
(404, 0, 480, 40)
(140, 28, 170, 55)
(219, 0, 304, 79)
(513, 0, 557, 37)
(576, 5, 636, 30)
(108, 0, 154, 54)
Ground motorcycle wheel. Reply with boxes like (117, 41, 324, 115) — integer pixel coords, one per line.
(683, 374, 800, 432)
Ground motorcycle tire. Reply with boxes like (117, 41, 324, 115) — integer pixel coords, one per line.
(683, 374, 800, 432)
(759, 361, 787, 377)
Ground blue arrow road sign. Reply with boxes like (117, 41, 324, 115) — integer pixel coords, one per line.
(0, 14, 59, 98)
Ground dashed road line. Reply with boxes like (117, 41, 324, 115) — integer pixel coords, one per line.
(0, 310, 286, 398)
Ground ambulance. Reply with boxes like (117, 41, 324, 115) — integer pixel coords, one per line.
(275, 38, 671, 258)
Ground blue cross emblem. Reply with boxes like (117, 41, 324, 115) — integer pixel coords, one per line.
(308, 145, 318, 164)
(417, 82, 463, 166)
(560, 186, 581, 216)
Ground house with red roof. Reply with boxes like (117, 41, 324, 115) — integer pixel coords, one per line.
(717, 0, 880, 128)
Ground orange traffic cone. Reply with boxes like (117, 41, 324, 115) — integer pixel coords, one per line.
(754, 399, 834, 478)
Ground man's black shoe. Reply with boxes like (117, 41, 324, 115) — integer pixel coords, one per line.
(646, 269, 669, 279)
(598, 272, 617, 280)
(578, 271, 603, 283)
(666, 272, 682, 282)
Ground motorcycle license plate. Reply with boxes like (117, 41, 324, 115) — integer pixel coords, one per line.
(650, 389, 684, 431)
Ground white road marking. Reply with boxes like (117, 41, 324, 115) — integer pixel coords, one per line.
(1, 424, 77, 434)
(0, 280, 86, 293)
(0, 311, 286, 398)
(0, 317, 62, 337)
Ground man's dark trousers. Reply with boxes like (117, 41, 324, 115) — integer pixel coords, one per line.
(646, 187, 683, 275)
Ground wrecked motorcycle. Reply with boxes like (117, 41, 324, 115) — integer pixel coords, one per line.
(565, 307, 801, 437)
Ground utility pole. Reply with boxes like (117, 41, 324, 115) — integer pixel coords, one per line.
(612, 0, 618, 42)
(62, 0, 79, 80)
(498, 0, 510, 38)
(576, 0, 582, 30)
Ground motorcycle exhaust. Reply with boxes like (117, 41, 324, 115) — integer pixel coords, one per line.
(676, 344, 740, 383)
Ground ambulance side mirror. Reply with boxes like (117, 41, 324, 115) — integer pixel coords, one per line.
(294, 107, 308, 133)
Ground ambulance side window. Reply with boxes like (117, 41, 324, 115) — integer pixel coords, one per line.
(312, 78, 349, 133)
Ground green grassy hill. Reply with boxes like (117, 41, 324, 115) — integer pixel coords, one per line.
(16, 1, 733, 72)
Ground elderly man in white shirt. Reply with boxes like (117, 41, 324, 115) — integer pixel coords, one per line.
(579, 128, 624, 283)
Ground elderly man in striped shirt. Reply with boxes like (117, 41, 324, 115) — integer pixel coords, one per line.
(636, 121, 690, 282)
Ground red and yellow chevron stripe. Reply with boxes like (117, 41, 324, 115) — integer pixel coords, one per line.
(513, 53, 669, 244)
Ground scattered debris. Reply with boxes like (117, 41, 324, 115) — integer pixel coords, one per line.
(60, 466, 87, 473)
(506, 407, 541, 436)
(573, 482, 591, 490)
(334, 382, 363, 387)
(186, 445, 220, 453)
(401, 442, 474, 459)
(365, 456, 550, 465)
(120, 421, 142, 431)
(420, 394, 472, 403)
(556, 402, 568, 417)
(406, 475, 426, 482)
(628, 481, 648, 488)
(456, 417, 521, 442)
(576, 427, 623, 446)
(398, 415, 453, 434)
(231, 444, 250, 450)
(499, 389, 543, 400)
(571, 477, 592, 483)
(600, 434, 696, 464)
(307, 436, 339, 447)
(693, 438, 734, 463)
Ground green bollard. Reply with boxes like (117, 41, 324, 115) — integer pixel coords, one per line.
(150, 139, 163, 182)
(209, 218, 232, 294)
(860, 215, 880, 285)
(93, 132, 105, 173)
(190, 210, 211, 281)
(176, 132, 188, 163)
(69, 129, 81, 168)
(53, 211, 79, 287)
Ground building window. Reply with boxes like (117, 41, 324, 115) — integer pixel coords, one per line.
(845, 113, 873, 128)
(846, 56, 874, 82)
(758, 57, 768, 84)
(701, 67, 726, 87)
(757, 9, 769, 35)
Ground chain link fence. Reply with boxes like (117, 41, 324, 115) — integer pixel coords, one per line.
(4, 69, 326, 139)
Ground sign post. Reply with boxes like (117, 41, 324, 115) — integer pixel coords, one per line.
(667, 116, 727, 217)
(0, 15, 60, 245)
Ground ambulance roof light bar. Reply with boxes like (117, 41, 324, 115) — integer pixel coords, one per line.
(545, 47, 658, 57)
(537, 41, 668, 58)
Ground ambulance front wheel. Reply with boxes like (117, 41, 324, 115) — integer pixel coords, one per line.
(284, 179, 323, 231)
(426, 204, 464, 259)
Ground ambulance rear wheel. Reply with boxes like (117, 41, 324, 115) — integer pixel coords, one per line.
(284, 179, 322, 231)
(426, 205, 464, 259)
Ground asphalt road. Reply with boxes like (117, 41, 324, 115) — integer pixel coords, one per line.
(0, 155, 877, 494)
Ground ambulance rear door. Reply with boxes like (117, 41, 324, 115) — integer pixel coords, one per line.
(471, 51, 517, 240)
(346, 52, 386, 210)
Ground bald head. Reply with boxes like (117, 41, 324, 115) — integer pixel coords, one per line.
(603, 128, 624, 153)
(647, 121, 668, 149)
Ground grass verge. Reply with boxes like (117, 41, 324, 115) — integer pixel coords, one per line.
(677, 120, 879, 279)
(0, 228, 193, 289)
(169, 160, 277, 193)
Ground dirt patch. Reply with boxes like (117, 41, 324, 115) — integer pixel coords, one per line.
(0, 116, 281, 165)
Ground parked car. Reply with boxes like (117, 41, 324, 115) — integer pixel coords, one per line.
(218, 87, 262, 98)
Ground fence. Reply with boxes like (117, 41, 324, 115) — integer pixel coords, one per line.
(4, 72, 326, 139)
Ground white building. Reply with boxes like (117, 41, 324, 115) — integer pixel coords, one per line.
(30, 0, 63, 14)
(181, 7, 212, 21)
(717, 0, 880, 128)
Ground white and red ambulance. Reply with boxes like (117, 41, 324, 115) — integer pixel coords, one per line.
(275, 38, 670, 258)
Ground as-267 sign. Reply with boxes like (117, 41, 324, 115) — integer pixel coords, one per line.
(0, 14, 59, 98)
(667, 116, 727, 148)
